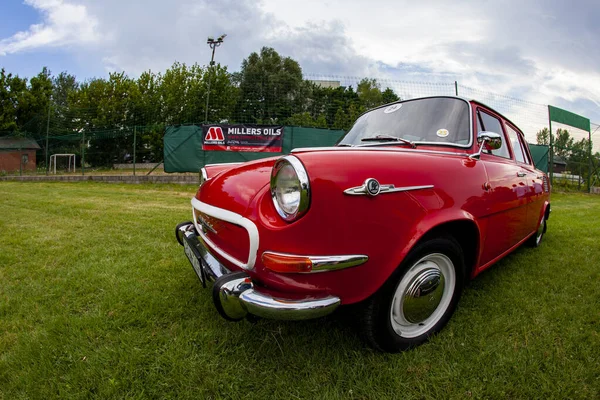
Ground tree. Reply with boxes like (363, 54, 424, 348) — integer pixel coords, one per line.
(53, 72, 78, 109)
(554, 128, 574, 159)
(0, 68, 23, 132)
(159, 62, 203, 125)
(287, 112, 316, 127)
(332, 107, 346, 130)
(69, 72, 139, 166)
(21, 67, 53, 132)
(315, 113, 328, 129)
(536, 128, 550, 145)
(235, 47, 304, 123)
(203, 64, 238, 123)
(357, 78, 382, 109)
(381, 87, 400, 104)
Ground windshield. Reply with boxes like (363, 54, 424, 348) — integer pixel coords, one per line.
(339, 97, 471, 147)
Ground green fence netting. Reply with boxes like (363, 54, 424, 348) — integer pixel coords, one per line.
(164, 125, 345, 172)
(529, 143, 549, 173)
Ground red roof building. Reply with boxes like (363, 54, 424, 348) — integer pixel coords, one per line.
(0, 137, 41, 173)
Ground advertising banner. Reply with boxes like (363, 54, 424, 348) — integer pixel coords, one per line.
(202, 124, 284, 152)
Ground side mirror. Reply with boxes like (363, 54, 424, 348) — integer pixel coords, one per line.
(470, 131, 503, 159)
(477, 131, 502, 150)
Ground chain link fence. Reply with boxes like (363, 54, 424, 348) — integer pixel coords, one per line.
(1, 73, 598, 192)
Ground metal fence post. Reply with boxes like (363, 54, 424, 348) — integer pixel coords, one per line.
(45, 101, 51, 176)
(588, 128, 592, 193)
(82, 131, 85, 176)
(133, 125, 137, 176)
(548, 107, 553, 185)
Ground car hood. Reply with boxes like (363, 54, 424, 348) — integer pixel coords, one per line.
(197, 157, 277, 215)
(196, 146, 472, 216)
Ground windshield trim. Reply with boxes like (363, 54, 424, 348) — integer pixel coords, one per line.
(339, 96, 474, 149)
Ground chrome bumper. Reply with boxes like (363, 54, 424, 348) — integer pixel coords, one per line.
(176, 222, 340, 321)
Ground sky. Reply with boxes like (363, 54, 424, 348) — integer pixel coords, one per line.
(1, 0, 599, 146)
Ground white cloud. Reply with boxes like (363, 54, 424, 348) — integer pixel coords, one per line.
(0, 0, 101, 55)
(1, 0, 599, 126)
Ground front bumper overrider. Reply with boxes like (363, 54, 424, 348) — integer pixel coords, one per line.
(176, 223, 341, 321)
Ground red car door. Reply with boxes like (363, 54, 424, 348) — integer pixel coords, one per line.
(476, 109, 528, 266)
(505, 122, 544, 234)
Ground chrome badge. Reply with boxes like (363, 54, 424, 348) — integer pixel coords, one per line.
(344, 179, 434, 196)
(365, 178, 381, 196)
(196, 213, 218, 234)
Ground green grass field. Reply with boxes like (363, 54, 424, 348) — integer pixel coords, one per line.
(0, 182, 598, 399)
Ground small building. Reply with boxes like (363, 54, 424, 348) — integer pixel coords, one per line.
(552, 156, 567, 173)
(0, 137, 41, 173)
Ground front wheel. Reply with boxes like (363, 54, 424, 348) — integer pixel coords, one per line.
(359, 237, 465, 352)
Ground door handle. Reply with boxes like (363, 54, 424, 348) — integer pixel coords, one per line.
(517, 172, 526, 177)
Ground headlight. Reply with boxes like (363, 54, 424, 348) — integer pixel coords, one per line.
(270, 156, 310, 221)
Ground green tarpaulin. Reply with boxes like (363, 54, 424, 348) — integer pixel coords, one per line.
(164, 126, 551, 174)
(529, 143, 549, 173)
(164, 125, 345, 172)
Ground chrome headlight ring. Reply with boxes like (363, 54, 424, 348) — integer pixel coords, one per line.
(270, 155, 311, 222)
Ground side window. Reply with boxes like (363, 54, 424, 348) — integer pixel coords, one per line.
(520, 138, 532, 165)
(477, 110, 510, 158)
(505, 124, 526, 163)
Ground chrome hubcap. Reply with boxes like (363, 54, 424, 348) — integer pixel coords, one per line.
(403, 266, 445, 323)
(390, 253, 455, 338)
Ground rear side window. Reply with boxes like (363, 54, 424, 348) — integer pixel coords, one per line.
(520, 139, 532, 165)
(477, 110, 510, 159)
(505, 124, 526, 163)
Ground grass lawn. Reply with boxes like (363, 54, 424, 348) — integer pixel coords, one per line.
(0, 182, 598, 399)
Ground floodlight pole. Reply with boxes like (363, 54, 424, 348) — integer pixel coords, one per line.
(204, 35, 226, 123)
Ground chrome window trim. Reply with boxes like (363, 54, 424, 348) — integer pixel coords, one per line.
(291, 147, 470, 157)
(204, 162, 243, 168)
(191, 197, 259, 270)
(270, 155, 311, 222)
(262, 251, 369, 273)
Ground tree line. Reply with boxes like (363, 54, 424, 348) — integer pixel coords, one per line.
(0, 47, 400, 166)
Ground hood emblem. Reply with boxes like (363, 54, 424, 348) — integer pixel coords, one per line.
(365, 178, 381, 196)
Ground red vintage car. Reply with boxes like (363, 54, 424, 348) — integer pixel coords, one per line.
(175, 96, 551, 352)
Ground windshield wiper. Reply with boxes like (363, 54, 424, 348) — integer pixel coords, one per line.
(360, 134, 416, 148)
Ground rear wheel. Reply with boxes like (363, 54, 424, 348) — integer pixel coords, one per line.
(359, 237, 465, 352)
(527, 213, 547, 247)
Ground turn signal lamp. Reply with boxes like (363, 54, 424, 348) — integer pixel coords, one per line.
(262, 252, 312, 273)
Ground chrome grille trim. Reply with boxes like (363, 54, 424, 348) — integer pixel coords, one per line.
(191, 197, 259, 270)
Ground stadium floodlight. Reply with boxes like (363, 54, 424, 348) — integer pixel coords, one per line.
(205, 33, 227, 122)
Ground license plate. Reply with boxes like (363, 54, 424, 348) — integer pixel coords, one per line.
(184, 239, 205, 286)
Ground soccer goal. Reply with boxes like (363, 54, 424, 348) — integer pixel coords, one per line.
(49, 154, 76, 174)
